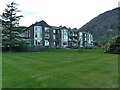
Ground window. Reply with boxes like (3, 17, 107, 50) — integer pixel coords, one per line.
(35, 26, 37, 31)
(64, 30, 68, 34)
(61, 30, 68, 41)
(34, 26, 42, 39)
(29, 31, 30, 37)
(63, 34, 68, 41)
(34, 26, 42, 32)
(54, 42, 56, 45)
(36, 40, 37, 45)
(53, 35, 55, 39)
(53, 30, 56, 33)
(45, 33, 49, 40)
(45, 40, 49, 46)
(45, 33, 49, 37)
(79, 32, 82, 36)
(63, 42, 67, 45)
(35, 33, 37, 38)
(37, 40, 40, 45)
(37, 26, 42, 32)
(45, 27, 49, 32)
(37, 33, 40, 38)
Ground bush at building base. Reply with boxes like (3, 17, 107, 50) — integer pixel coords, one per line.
(104, 35, 120, 54)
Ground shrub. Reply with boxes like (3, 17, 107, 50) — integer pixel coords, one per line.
(104, 35, 120, 54)
(80, 47, 94, 49)
(94, 41, 99, 46)
(66, 46, 73, 48)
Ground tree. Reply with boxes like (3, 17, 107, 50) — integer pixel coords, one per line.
(104, 35, 120, 54)
(1, 1, 24, 52)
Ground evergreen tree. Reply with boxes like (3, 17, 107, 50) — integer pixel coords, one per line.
(1, 1, 24, 52)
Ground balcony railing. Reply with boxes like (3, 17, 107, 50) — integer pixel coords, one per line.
(45, 37, 49, 40)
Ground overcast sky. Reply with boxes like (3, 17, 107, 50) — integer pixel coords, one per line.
(0, 0, 119, 28)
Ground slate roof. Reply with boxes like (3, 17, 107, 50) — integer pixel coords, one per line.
(28, 20, 51, 28)
(35, 20, 50, 27)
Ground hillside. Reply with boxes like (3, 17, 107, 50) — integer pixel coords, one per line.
(79, 8, 119, 44)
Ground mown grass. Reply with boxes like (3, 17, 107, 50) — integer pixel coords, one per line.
(0, 52, 2, 89)
(2, 49, 118, 88)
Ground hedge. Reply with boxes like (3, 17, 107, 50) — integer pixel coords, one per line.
(2, 46, 50, 52)
(104, 35, 120, 54)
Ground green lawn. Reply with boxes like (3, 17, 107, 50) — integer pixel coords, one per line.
(2, 49, 118, 88)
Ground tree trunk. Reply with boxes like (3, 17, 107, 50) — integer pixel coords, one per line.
(9, 45, 12, 52)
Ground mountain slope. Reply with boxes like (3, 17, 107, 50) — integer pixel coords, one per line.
(79, 8, 119, 44)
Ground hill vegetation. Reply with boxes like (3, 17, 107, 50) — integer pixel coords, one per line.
(79, 8, 119, 45)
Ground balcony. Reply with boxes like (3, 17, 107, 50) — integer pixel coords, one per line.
(45, 37, 49, 40)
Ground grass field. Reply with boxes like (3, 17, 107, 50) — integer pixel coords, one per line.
(2, 49, 118, 88)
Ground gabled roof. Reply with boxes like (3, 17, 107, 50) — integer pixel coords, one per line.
(28, 20, 51, 28)
(35, 20, 50, 27)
